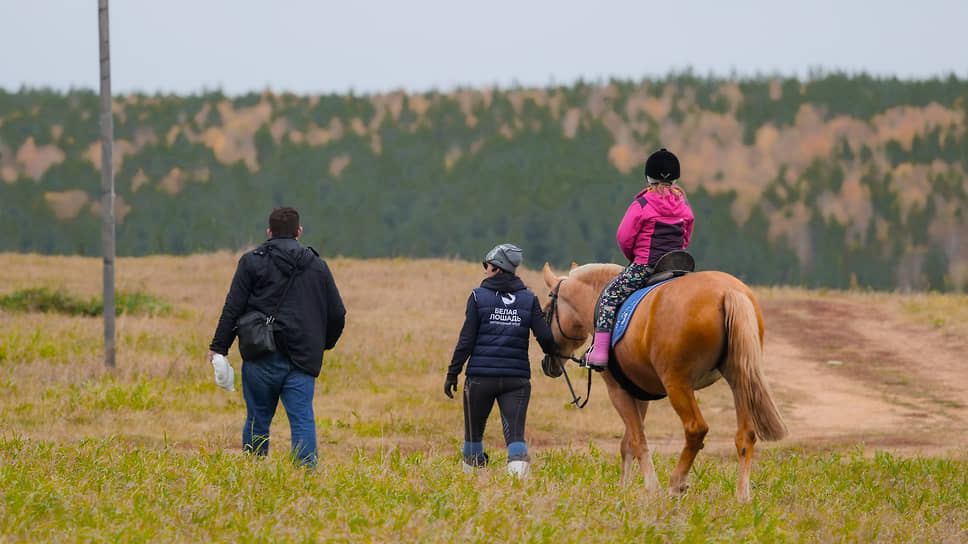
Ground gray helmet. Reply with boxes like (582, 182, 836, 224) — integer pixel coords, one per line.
(483, 243, 522, 273)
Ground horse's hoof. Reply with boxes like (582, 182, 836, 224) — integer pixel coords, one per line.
(670, 483, 689, 495)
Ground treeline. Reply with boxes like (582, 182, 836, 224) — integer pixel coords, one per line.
(1, 73, 966, 291)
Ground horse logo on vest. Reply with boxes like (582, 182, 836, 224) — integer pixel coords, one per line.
(501, 293, 516, 306)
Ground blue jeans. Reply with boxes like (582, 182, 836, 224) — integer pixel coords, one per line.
(241, 351, 317, 467)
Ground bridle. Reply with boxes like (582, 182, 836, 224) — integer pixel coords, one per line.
(545, 279, 592, 408)
(547, 281, 586, 346)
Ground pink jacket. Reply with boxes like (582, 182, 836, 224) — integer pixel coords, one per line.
(616, 186, 695, 266)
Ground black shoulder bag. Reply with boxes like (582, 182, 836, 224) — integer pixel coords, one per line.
(235, 262, 303, 361)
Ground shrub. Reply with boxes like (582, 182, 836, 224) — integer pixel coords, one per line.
(0, 287, 171, 317)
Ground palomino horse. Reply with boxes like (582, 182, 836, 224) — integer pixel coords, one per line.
(540, 262, 787, 502)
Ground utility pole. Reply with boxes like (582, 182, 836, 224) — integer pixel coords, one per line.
(98, 0, 116, 368)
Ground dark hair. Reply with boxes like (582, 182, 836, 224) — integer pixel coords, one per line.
(268, 207, 300, 238)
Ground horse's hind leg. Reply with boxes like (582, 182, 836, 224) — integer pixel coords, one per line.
(666, 385, 709, 495)
(607, 383, 659, 491)
(732, 401, 757, 502)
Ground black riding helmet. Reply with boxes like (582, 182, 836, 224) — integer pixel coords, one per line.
(644, 148, 680, 182)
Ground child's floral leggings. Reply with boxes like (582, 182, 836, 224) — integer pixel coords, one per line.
(594, 263, 651, 332)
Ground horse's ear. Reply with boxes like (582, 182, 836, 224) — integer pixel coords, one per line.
(542, 262, 558, 288)
(570, 262, 579, 271)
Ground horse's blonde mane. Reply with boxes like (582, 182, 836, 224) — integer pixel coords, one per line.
(569, 262, 624, 289)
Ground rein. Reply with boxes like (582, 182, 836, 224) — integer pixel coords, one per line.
(561, 361, 592, 409)
(545, 279, 593, 408)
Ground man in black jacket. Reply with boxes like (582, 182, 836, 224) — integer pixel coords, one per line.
(444, 243, 558, 478)
(208, 206, 346, 467)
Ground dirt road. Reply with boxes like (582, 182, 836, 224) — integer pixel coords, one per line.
(757, 295, 968, 455)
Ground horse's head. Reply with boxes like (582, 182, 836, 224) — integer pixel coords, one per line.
(540, 261, 595, 378)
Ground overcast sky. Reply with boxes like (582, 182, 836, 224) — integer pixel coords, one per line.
(2, 0, 966, 96)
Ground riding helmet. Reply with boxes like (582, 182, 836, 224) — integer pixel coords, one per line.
(483, 243, 522, 274)
(644, 148, 680, 182)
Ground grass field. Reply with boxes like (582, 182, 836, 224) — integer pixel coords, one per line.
(1, 253, 967, 542)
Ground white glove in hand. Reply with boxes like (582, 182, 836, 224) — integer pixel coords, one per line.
(212, 354, 236, 391)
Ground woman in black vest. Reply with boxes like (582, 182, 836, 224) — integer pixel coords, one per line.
(444, 243, 558, 478)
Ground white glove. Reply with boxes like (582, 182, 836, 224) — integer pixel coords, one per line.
(211, 354, 235, 391)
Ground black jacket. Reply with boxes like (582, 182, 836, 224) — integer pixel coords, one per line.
(209, 237, 346, 377)
(447, 273, 557, 379)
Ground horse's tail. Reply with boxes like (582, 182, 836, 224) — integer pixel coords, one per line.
(722, 289, 788, 441)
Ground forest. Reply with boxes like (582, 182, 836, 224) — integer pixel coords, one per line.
(1, 73, 966, 290)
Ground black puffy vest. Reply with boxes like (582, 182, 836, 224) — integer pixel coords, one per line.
(466, 287, 535, 378)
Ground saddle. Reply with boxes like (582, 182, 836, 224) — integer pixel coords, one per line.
(642, 250, 695, 286)
(607, 250, 696, 401)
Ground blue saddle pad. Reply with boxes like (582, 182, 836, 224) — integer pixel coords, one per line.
(611, 279, 674, 347)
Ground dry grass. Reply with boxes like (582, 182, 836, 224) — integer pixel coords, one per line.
(0, 254, 734, 476)
(3, 254, 968, 541)
(2, 254, 965, 457)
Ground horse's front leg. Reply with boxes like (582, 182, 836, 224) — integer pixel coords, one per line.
(605, 377, 659, 491)
(665, 384, 709, 495)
